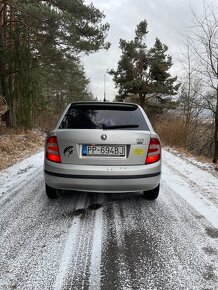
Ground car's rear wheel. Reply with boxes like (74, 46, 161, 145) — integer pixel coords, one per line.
(45, 184, 58, 199)
(143, 184, 160, 200)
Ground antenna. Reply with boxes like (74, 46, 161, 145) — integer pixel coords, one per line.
(103, 73, 106, 102)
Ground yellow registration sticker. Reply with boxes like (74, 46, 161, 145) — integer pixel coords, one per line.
(133, 148, 145, 156)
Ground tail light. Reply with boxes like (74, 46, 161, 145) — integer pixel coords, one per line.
(145, 138, 161, 164)
(46, 136, 61, 163)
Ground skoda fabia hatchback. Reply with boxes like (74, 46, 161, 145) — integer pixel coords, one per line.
(44, 102, 161, 199)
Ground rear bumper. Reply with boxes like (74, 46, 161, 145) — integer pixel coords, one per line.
(44, 160, 161, 193)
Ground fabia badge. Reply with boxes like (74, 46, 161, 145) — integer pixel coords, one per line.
(101, 134, 107, 141)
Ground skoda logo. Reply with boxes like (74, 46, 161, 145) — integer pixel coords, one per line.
(101, 134, 107, 141)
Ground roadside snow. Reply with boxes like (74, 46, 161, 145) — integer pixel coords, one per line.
(0, 151, 44, 199)
(162, 149, 218, 228)
(164, 147, 217, 174)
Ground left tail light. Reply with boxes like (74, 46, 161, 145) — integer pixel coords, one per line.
(145, 138, 161, 164)
(46, 136, 61, 163)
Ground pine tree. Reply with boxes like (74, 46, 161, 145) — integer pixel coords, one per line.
(109, 20, 179, 115)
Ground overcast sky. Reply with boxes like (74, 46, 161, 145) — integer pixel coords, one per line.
(82, 0, 217, 101)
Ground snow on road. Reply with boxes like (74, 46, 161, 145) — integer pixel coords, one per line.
(162, 148, 218, 228)
(0, 148, 218, 289)
(0, 151, 44, 200)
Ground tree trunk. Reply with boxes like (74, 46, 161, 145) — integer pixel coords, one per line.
(213, 88, 218, 164)
(139, 93, 145, 107)
(8, 6, 17, 127)
(0, 2, 6, 100)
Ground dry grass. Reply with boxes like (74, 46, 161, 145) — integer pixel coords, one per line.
(153, 113, 215, 165)
(0, 126, 45, 170)
(154, 115, 186, 147)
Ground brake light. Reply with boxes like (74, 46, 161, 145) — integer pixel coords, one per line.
(145, 138, 161, 164)
(46, 136, 61, 163)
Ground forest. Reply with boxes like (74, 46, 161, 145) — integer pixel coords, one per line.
(0, 0, 110, 129)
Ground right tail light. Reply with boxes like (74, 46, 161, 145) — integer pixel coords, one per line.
(145, 138, 161, 164)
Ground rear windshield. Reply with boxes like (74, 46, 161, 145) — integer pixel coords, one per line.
(59, 104, 149, 130)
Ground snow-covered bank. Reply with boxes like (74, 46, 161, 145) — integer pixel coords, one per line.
(0, 151, 44, 198)
(162, 149, 218, 228)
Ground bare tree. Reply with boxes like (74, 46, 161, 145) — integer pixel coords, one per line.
(186, 1, 218, 163)
(178, 41, 201, 148)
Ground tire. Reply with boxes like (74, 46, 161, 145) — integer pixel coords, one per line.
(45, 184, 58, 199)
(143, 184, 160, 200)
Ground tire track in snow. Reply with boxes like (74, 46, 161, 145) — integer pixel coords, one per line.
(88, 207, 103, 290)
(53, 195, 87, 290)
(53, 193, 105, 290)
(53, 217, 81, 290)
(111, 203, 133, 290)
(56, 194, 105, 290)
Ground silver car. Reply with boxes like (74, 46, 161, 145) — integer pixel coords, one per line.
(44, 102, 161, 199)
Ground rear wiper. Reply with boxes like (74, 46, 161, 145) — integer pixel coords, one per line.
(102, 124, 139, 130)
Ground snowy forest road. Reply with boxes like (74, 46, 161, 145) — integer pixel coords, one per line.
(0, 149, 218, 290)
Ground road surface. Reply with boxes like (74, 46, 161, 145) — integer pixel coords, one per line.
(0, 149, 218, 290)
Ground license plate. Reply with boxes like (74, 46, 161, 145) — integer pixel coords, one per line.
(82, 145, 125, 156)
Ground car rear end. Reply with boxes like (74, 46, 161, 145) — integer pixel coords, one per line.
(44, 102, 161, 195)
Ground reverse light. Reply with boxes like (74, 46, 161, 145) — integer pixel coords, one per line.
(46, 136, 61, 163)
(145, 138, 161, 164)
